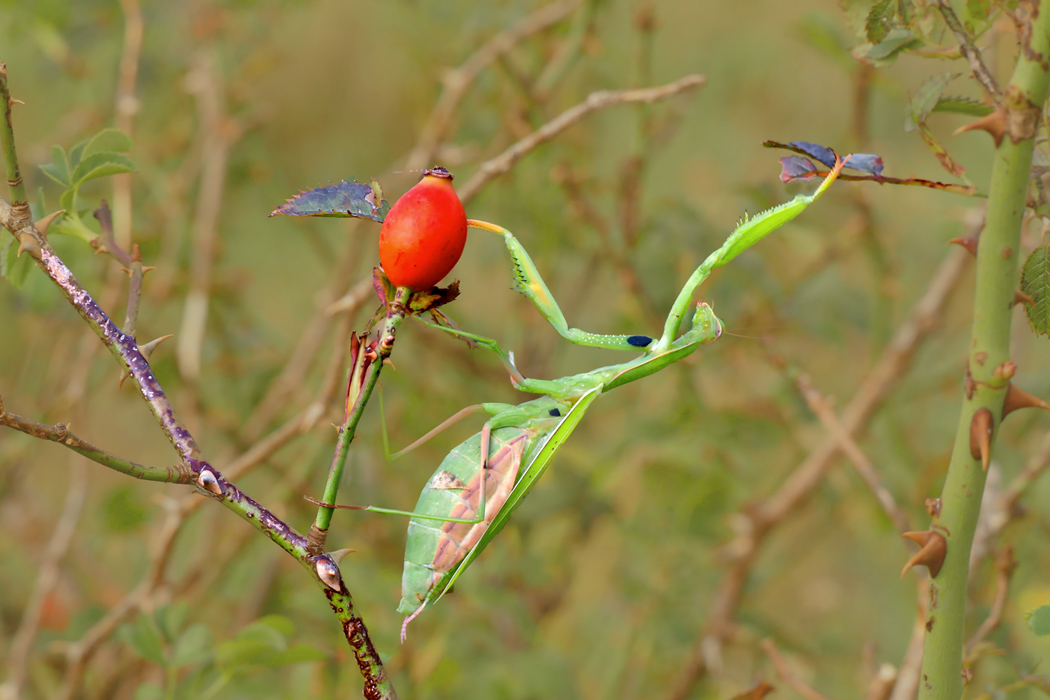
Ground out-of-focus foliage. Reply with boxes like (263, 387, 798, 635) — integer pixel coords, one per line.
(4, 0, 1050, 699)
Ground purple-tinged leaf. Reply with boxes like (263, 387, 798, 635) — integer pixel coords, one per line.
(270, 179, 390, 222)
(787, 141, 838, 168)
(845, 153, 884, 176)
(780, 156, 819, 182)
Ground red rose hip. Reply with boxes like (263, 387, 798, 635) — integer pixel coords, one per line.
(379, 167, 468, 291)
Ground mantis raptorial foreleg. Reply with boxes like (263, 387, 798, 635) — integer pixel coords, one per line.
(468, 220, 655, 351)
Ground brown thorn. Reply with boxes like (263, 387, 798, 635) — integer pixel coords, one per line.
(901, 531, 948, 578)
(329, 547, 358, 563)
(140, 265, 156, 274)
(969, 408, 993, 471)
(953, 107, 1006, 146)
(947, 235, 978, 257)
(1003, 383, 1050, 418)
(33, 209, 65, 237)
(1013, 289, 1034, 306)
(16, 234, 42, 259)
(137, 334, 175, 361)
(121, 267, 133, 277)
(383, 357, 397, 371)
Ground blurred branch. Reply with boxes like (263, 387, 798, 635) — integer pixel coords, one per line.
(0, 460, 86, 700)
(935, 0, 1002, 101)
(664, 244, 971, 700)
(405, 0, 583, 169)
(176, 51, 239, 385)
(760, 639, 838, 700)
(786, 366, 911, 534)
(113, 0, 143, 250)
(458, 74, 706, 203)
(964, 545, 1015, 656)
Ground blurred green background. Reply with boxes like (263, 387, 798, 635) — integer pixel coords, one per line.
(2, 0, 1050, 698)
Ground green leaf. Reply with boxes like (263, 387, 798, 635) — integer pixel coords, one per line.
(907, 73, 956, 130)
(1027, 605, 1050, 636)
(49, 214, 98, 244)
(122, 616, 167, 666)
(1, 235, 35, 288)
(932, 96, 994, 117)
(270, 179, 390, 222)
(39, 145, 71, 187)
(82, 128, 133, 158)
(1022, 245, 1050, 336)
(69, 138, 89, 169)
(856, 27, 921, 65)
(171, 623, 214, 668)
(154, 602, 189, 644)
(866, 0, 895, 44)
(897, 0, 915, 27)
(71, 152, 135, 187)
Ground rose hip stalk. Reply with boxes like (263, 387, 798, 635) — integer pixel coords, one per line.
(378, 167, 467, 291)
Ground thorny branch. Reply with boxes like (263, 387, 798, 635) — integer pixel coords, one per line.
(664, 243, 971, 700)
(458, 74, 706, 202)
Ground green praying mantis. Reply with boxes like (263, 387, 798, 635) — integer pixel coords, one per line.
(337, 157, 845, 641)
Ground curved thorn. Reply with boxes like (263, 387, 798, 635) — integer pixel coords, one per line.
(34, 209, 65, 237)
(953, 107, 1006, 146)
(947, 236, 979, 257)
(901, 531, 948, 578)
(969, 408, 993, 471)
(1003, 383, 1050, 418)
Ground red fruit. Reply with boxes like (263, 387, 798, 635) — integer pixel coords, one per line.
(379, 167, 467, 291)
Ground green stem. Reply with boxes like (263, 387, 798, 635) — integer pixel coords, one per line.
(919, 5, 1050, 698)
(0, 399, 192, 483)
(313, 288, 408, 537)
(0, 63, 28, 213)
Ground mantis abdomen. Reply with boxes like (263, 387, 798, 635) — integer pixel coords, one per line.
(398, 426, 529, 617)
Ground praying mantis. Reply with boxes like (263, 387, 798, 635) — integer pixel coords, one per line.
(342, 157, 845, 641)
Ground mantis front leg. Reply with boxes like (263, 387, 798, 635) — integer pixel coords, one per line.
(468, 220, 655, 352)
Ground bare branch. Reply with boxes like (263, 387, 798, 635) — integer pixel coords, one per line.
(760, 639, 839, 700)
(458, 74, 706, 202)
(405, 0, 584, 169)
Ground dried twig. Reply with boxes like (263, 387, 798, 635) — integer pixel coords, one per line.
(0, 460, 87, 700)
(405, 0, 584, 169)
(788, 369, 911, 534)
(760, 639, 838, 700)
(458, 74, 706, 202)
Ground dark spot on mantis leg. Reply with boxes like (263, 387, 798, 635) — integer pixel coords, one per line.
(549, 408, 561, 417)
(627, 335, 653, 348)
